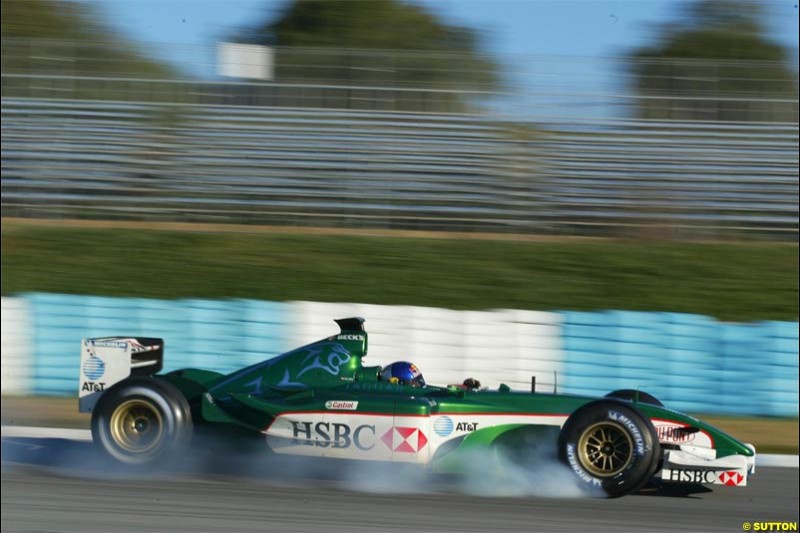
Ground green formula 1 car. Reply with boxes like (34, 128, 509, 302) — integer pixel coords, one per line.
(79, 317, 756, 497)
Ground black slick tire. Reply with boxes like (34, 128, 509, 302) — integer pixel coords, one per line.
(91, 377, 192, 466)
(605, 389, 664, 407)
(558, 399, 660, 498)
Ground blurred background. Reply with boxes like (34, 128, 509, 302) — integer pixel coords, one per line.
(1, 0, 797, 452)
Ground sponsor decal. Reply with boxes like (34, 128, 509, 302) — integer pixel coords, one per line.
(719, 471, 745, 486)
(344, 382, 390, 391)
(608, 410, 645, 456)
(81, 381, 106, 392)
(433, 416, 454, 437)
(90, 340, 128, 349)
(664, 469, 745, 485)
(566, 443, 602, 487)
(656, 425, 697, 443)
(381, 426, 428, 453)
(432, 417, 478, 438)
(289, 421, 375, 450)
(82, 353, 106, 380)
(325, 400, 359, 411)
(337, 334, 365, 341)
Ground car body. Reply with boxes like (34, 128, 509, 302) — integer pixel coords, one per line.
(80, 317, 756, 497)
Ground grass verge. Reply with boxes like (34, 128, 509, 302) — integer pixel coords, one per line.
(2, 220, 797, 320)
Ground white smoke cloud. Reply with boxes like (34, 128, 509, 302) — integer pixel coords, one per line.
(2, 434, 602, 499)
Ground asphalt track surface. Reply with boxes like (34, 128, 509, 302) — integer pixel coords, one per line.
(2, 438, 798, 533)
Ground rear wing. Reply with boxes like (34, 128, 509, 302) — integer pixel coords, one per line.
(79, 337, 164, 412)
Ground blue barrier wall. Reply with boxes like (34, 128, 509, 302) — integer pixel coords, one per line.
(8, 293, 798, 416)
(25, 293, 290, 395)
(561, 311, 799, 417)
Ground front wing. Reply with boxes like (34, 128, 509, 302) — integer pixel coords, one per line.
(656, 444, 757, 487)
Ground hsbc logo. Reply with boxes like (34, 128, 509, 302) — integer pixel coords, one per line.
(289, 421, 375, 450)
(381, 426, 428, 453)
(719, 471, 744, 486)
(663, 468, 746, 486)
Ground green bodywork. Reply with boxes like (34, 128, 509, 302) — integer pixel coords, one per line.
(159, 319, 753, 463)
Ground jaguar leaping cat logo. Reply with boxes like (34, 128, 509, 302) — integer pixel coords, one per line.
(296, 343, 352, 378)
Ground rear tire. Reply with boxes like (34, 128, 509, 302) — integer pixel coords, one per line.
(91, 377, 192, 466)
(558, 400, 660, 498)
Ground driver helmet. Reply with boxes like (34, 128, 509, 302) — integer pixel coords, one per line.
(381, 361, 426, 387)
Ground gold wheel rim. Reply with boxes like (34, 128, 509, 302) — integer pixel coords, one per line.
(109, 399, 164, 454)
(577, 421, 634, 477)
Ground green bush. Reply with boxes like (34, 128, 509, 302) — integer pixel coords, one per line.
(2, 223, 797, 321)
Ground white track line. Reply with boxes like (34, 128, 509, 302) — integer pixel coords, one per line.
(756, 454, 799, 468)
(1, 425, 797, 468)
(2, 425, 91, 441)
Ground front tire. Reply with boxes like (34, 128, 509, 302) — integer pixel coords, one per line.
(558, 400, 659, 498)
(605, 389, 664, 407)
(91, 377, 192, 466)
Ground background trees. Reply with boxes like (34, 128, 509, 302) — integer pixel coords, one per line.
(629, 0, 797, 122)
(234, 0, 501, 111)
(1, 0, 171, 78)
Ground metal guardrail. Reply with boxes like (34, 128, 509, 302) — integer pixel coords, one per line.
(2, 96, 797, 237)
(2, 40, 797, 238)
